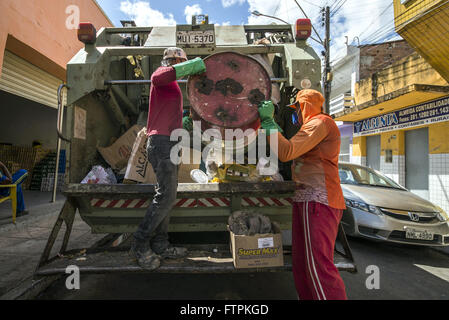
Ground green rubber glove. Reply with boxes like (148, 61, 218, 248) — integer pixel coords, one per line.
(182, 116, 193, 131)
(173, 57, 206, 79)
(258, 101, 283, 134)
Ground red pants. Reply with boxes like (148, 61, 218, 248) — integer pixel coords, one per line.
(292, 201, 347, 300)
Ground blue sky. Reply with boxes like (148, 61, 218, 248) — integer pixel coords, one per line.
(97, 0, 251, 26)
(96, 0, 400, 61)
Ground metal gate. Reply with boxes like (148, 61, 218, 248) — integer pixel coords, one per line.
(406, 128, 429, 199)
(0, 50, 66, 108)
(366, 135, 380, 171)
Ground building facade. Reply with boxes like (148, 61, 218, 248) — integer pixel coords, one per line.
(333, 51, 449, 212)
(330, 40, 415, 164)
(0, 0, 113, 149)
(393, 0, 449, 82)
(0, 0, 112, 191)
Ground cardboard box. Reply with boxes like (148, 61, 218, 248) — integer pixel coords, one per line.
(98, 124, 143, 170)
(229, 224, 284, 269)
(124, 127, 201, 183)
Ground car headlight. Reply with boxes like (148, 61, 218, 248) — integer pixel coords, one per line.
(345, 199, 382, 215)
(436, 206, 448, 222)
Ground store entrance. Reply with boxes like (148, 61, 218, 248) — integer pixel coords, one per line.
(405, 127, 429, 200)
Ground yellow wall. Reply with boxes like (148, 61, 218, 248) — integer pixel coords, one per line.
(381, 130, 405, 156)
(353, 121, 449, 157)
(394, 0, 443, 28)
(352, 136, 366, 157)
(354, 53, 448, 106)
(429, 121, 449, 154)
(394, 0, 449, 82)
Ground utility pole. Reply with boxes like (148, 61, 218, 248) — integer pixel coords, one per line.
(323, 6, 331, 114)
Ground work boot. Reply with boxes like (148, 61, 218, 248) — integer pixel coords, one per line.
(157, 246, 188, 259)
(129, 239, 161, 270)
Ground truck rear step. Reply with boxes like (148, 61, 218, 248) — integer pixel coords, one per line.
(35, 244, 356, 275)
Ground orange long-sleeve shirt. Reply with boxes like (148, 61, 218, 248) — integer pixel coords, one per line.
(271, 89, 345, 210)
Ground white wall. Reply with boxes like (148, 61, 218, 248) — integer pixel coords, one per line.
(429, 153, 449, 213)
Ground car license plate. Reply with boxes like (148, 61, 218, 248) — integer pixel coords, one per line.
(176, 31, 215, 46)
(405, 228, 434, 241)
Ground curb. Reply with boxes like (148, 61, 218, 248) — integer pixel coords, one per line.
(430, 246, 449, 257)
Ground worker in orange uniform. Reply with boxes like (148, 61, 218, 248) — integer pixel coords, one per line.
(258, 89, 347, 300)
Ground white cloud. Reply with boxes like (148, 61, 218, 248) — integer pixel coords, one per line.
(213, 21, 231, 26)
(120, 1, 176, 26)
(222, 0, 245, 8)
(245, 0, 400, 63)
(184, 4, 203, 24)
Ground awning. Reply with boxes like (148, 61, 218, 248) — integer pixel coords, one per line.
(333, 84, 449, 122)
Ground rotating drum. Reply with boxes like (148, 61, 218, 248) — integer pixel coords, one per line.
(187, 51, 272, 149)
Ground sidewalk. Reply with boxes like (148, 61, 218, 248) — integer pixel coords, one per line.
(0, 191, 104, 299)
(0, 190, 65, 225)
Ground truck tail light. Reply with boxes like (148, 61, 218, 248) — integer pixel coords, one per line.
(295, 19, 311, 41)
(78, 22, 97, 44)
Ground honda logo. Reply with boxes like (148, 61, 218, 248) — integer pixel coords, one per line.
(408, 212, 420, 222)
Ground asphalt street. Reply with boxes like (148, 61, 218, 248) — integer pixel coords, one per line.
(37, 236, 449, 300)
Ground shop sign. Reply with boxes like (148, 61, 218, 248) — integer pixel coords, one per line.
(353, 96, 449, 136)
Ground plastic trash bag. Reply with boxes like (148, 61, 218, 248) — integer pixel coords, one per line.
(81, 165, 117, 184)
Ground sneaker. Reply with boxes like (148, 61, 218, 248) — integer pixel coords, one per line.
(129, 239, 161, 270)
(158, 246, 188, 259)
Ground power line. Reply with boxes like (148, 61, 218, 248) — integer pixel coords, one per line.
(292, 0, 324, 44)
(272, 0, 282, 17)
(301, 0, 322, 8)
(330, 0, 343, 12)
(330, 0, 347, 18)
(358, 3, 394, 40)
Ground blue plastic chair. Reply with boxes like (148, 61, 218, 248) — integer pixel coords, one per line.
(0, 171, 28, 223)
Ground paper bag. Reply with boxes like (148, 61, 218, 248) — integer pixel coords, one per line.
(124, 128, 157, 183)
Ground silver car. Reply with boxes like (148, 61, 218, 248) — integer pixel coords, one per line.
(339, 162, 449, 246)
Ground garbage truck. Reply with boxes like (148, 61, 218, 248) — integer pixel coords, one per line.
(35, 15, 356, 276)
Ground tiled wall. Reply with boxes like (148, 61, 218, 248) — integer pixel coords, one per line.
(350, 155, 366, 166)
(350, 130, 449, 215)
(380, 155, 406, 187)
(429, 153, 449, 213)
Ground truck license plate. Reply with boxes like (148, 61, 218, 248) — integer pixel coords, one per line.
(405, 228, 434, 241)
(177, 31, 215, 45)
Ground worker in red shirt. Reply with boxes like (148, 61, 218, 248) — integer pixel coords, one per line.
(258, 89, 347, 300)
(131, 47, 206, 270)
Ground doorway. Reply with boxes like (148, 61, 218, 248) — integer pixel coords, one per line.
(366, 135, 380, 171)
(405, 128, 429, 199)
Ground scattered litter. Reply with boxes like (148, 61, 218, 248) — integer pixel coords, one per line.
(228, 211, 279, 236)
(271, 173, 284, 182)
(190, 169, 208, 184)
(205, 160, 219, 180)
(81, 165, 117, 184)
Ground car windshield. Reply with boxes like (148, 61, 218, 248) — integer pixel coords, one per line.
(338, 164, 404, 189)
